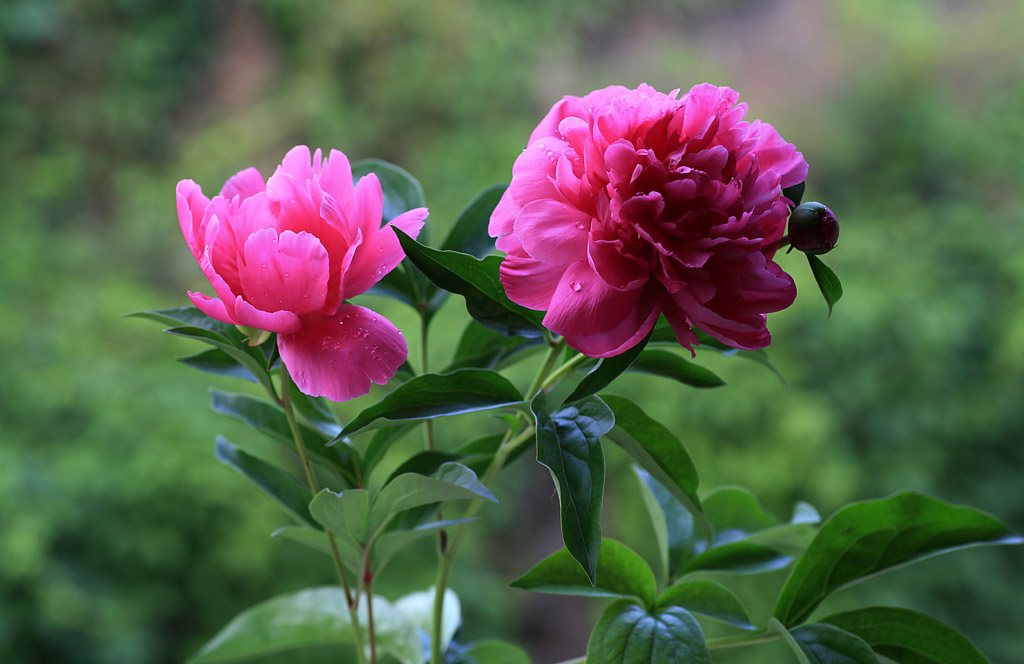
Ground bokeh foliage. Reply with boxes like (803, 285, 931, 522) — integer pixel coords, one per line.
(2, 0, 1022, 662)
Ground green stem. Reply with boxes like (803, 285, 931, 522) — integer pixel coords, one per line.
(421, 314, 435, 450)
(539, 352, 588, 391)
(525, 337, 566, 399)
(363, 556, 378, 664)
(279, 364, 368, 664)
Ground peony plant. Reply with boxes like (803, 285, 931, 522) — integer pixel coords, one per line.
(134, 83, 1018, 664)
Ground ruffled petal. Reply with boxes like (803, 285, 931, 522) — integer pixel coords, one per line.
(176, 179, 210, 261)
(564, 283, 663, 358)
(499, 252, 565, 310)
(542, 261, 644, 340)
(220, 167, 266, 200)
(515, 199, 591, 266)
(233, 297, 301, 334)
(341, 207, 428, 300)
(188, 291, 237, 326)
(238, 228, 331, 315)
(278, 305, 407, 402)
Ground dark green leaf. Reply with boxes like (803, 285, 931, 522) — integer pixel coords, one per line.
(649, 320, 784, 382)
(532, 393, 612, 584)
(351, 158, 427, 225)
(126, 306, 242, 339)
(446, 319, 543, 372)
(368, 263, 421, 309)
(807, 254, 843, 318)
(656, 580, 755, 630)
(683, 540, 792, 575)
(395, 229, 545, 338)
(164, 326, 275, 395)
(271, 526, 331, 557)
(214, 437, 314, 528)
(633, 466, 694, 580)
(601, 395, 707, 537)
(509, 539, 657, 607)
(307, 488, 370, 566)
(585, 600, 711, 664)
(820, 607, 990, 664)
(452, 639, 531, 664)
(369, 462, 496, 530)
(286, 379, 342, 438)
(189, 588, 422, 664)
(784, 181, 806, 207)
(563, 332, 651, 404)
(361, 422, 419, 475)
(627, 349, 725, 388)
(786, 623, 879, 664)
(774, 491, 1023, 626)
(178, 347, 259, 383)
(338, 368, 524, 436)
(441, 183, 507, 257)
(386, 451, 463, 484)
(703, 486, 779, 535)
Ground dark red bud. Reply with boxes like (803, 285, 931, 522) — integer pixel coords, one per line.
(788, 202, 839, 255)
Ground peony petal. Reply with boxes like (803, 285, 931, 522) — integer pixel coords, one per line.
(349, 173, 384, 238)
(488, 187, 520, 238)
(220, 167, 266, 200)
(278, 305, 407, 402)
(509, 137, 565, 206)
(499, 251, 565, 310)
(319, 149, 355, 208)
(564, 284, 662, 358)
(176, 180, 210, 261)
(238, 228, 331, 315)
(515, 199, 591, 266)
(542, 261, 643, 339)
(341, 208, 427, 300)
(188, 291, 237, 326)
(234, 297, 301, 334)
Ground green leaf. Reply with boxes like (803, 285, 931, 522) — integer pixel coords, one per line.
(649, 320, 784, 382)
(395, 229, 545, 337)
(338, 368, 524, 437)
(287, 379, 343, 438)
(372, 519, 474, 574)
(509, 538, 657, 607)
(563, 332, 651, 404)
(307, 488, 370, 571)
(819, 607, 990, 664)
(165, 326, 275, 395)
(214, 437, 314, 527)
(627, 349, 725, 388)
(446, 319, 543, 372)
(386, 451, 463, 484)
(683, 540, 792, 575)
(785, 623, 880, 664)
(703, 486, 779, 534)
(773, 491, 1023, 627)
(453, 640, 532, 664)
(178, 347, 259, 383)
(601, 394, 707, 538)
(362, 422, 419, 475)
(394, 588, 461, 656)
(442, 183, 507, 257)
(532, 393, 611, 584)
(190, 587, 423, 664)
(126, 306, 243, 339)
(784, 181, 806, 207)
(655, 580, 755, 630)
(369, 462, 496, 531)
(271, 526, 330, 557)
(807, 254, 843, 317)
(633, 466, 694, 580)
(585, 600, 711, 664)
(351, 158, 427, 225)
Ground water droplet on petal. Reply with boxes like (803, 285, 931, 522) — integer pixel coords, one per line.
(570, 280, 582, 293)
(575, 221, 586, 231)
(283, 272, 289, 277)
(261, 263, 267, 268)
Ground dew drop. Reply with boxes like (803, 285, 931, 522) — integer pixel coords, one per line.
(261, 263, 267, 268)
(570, 280, 582, 293)
(283, 272, 289, 277)
(575, 221, 586, 230)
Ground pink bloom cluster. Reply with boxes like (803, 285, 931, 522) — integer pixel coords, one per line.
(489, 83, 808, 356)
(177, 146, 427, 401)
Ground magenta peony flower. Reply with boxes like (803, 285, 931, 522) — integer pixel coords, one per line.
(489, 83, 808, 356)
(177, 146, 428, 401)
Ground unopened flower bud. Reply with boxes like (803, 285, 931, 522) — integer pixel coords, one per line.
(788, 202, 839, 255)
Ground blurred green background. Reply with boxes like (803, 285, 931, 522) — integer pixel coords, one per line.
(3, 0, 1023, 661)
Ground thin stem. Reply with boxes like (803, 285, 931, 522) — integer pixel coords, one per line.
(421, 314, 435, 450)
(539, 352, 588, 392)
(525, 337, 567, 399)
(363, 557, 378, 664)
(279, 364, 367, 664)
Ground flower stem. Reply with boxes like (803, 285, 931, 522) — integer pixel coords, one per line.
(363, 557, 378, 664)
(420, 314, 435, 450)
(526, 336, 566, 399)
(279, 363, 367, 664)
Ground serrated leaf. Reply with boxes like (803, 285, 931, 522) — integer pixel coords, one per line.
(774, 491, 1023, 627)
(655, 580, 755, 630)
(683, 540, 792, 575)
(307, 488, 370, 572)
(633, 467, 694, 580)
(510, 539, 657, 607)
(786, 623, 879, 664)
(627, 349, 725, 388)
(819, 607, 990, 664)
(178, 347, 259, 382)
(369, 462, 496, 531)
(190, 588, 422, 664)
(395, 229, 545, 338)
(585, 600, 711, 664)
(215, 437, 315, 527)
(532, 393, 611, 584)
(338, 368, 524, 437)
(563, 332, 651, 404)
(807, 254, 843, 317)
(601, 395, 707, 538)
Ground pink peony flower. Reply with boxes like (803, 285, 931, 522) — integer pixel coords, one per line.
(177, 145, 428, 401)
(489, 83, 808, 356)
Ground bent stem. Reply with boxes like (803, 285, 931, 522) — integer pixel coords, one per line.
(279, 363, 368, 664)
(429, 339, 566, 663)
